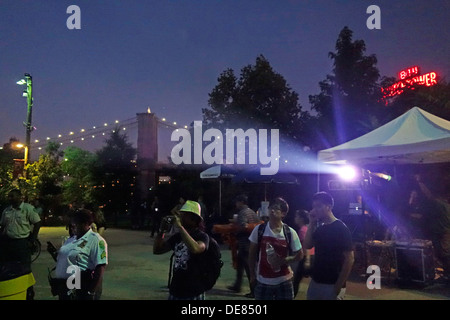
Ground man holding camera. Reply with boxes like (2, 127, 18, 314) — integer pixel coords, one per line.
(153, 200, 209, 300)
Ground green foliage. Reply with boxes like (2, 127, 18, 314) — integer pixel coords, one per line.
(61, 146, 97, 206)
(19, 142, 64, 200)
(0, 131, 139, 225)
(0, 138, 22, 205)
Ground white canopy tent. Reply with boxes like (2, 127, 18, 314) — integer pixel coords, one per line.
(318, 107, 450, 165)
(200, 165, 236, 217)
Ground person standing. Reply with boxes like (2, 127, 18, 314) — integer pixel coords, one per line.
(292, 209, 314, 298)
(0, 189, 42, 299)
(153, 200, 210, 300)
(413, 174, 450, 282)
(171, 196, 187, 216)
(31, 198, 44, 220)
(53, 209, 108, 300)
(227, 194, 259, 297)
(304, 192, 354, 300)
(150, 196, 162, 238)
(248, 197, 303, 300)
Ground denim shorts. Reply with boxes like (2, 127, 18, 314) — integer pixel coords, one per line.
(254, 280, 294, 300)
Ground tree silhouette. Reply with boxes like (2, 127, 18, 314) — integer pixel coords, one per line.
(308, 26, 384, 150)
(203, 55, 308, 144)
(94, 129, 137, 226)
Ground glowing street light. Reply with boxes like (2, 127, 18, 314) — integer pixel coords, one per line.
(16, 73, 33, 165)
(14, 143, 25, 149)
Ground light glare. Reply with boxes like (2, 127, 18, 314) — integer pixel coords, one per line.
(338, 166, 357, 181)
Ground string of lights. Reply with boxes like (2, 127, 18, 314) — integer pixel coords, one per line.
(29, 114, 189, 151)
(30, 117, 137, 151)
(156, 117, 190, 130)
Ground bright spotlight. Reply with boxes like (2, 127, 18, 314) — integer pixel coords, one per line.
(338, 165, 357, 181)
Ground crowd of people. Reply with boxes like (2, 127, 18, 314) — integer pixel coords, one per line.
(153, 192, 355, 300)
(1, 173, 449, 301)
(0, 190, 108, 300)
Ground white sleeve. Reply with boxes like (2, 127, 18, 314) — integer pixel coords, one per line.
(90, 236, 108, 268)
(248, 224, 260, 244)
(289, 227, 302, 252)
(27, 205, 41, 224)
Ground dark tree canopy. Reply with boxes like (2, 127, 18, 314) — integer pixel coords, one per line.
(203, 55, 308, 144)
(94, 129, 137, 225)
(308, 26, 384, 150)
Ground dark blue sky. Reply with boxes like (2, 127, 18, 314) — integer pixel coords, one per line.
(1, 0, 449, 148)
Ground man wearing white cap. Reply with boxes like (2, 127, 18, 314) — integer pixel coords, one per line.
(153, 200, 210, 300)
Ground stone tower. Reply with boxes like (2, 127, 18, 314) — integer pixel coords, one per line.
(136, 111, 158, 201)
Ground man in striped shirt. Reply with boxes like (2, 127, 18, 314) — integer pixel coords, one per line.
(228, 194, 259, 296)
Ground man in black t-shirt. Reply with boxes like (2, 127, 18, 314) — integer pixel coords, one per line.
(304, 192, 354, 300)
(153, 200, 209, 300)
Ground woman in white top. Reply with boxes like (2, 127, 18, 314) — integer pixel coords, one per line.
(54, 209, 108, 300)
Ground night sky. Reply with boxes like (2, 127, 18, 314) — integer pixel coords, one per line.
(1, 1, 449, 151)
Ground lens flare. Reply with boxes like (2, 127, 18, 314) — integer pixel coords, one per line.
(338, 166, 357, 181)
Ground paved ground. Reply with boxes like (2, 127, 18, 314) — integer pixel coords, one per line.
(31, 227, 450, 300)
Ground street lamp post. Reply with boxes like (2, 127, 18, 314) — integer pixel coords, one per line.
(17, 73, 33, 165)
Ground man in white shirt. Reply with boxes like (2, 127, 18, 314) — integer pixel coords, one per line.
(248, 197, 303, 300)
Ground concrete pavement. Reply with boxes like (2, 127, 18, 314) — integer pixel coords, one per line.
(31, 227, 450, 300)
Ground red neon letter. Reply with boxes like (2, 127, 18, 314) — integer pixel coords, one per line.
(428, 72, 437, 86)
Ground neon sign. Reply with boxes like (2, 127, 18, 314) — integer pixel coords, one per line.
(382, 66, 438, 100)
(398, 66, 419, 80)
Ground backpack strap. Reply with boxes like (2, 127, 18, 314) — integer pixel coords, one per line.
(257, 222, 267, 246)
(282, 223, 293, 256)
(256, 223, 267, 261)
